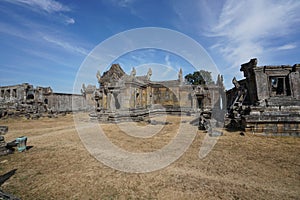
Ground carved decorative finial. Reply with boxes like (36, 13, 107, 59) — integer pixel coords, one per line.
(147, 68, 152, 80)
(130, 67, 136, 77)
(96, 70, 101, 83)
(81, 83, 86, 94)
(217, 74, 223, 85)
(178, 68, 183, 82)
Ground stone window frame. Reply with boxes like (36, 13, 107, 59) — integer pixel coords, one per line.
(268, 76, 290, 96)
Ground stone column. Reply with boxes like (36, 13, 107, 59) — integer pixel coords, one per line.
(9, 89, 12, 100)
(192, 94, 197, 111)
(23, 89, 26, 101)
(137, 88, 141, 107)
(110, 92, 116, 112)
(133, 88, 137, 109)
(147, 86, 152, 107)
(103, 93, 107, 109)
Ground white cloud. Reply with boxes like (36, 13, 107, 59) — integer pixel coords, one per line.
(0, 22, 29, 39)
(118, 0, 135, 8)
(276, 43, 297, 50)
(4, 0, 75, 25)
(43, 36, 89, 55)
(6, 0, 70, 13)
(22, 48, 78, 68)
(65, 17, 75, 25)
(164, 55, 171, 66)
(108, 0, 135, 8)
(171, 0, 300, 88)
(207, 0, 300, 67)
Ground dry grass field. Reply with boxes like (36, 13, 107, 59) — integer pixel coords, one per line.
(0, 113, 299, 200)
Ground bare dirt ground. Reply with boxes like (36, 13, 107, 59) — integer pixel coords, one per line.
(0, 113, 299, 200)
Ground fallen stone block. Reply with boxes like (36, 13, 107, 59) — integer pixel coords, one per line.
(0, 126, 8, 135)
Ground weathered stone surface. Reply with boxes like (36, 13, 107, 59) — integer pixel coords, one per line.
(226, 58, 300, 135)
(91, 64, 225, 124)
(0, 83, 94, 119)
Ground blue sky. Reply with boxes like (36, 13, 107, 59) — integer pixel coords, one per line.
(0, 0, 299, 93)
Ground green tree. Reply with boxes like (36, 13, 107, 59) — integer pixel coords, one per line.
(185, 70, 214, 85)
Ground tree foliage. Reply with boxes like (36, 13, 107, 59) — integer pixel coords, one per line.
(185, 70, 214, 85)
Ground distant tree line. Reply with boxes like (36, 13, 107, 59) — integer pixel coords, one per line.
(184, 70, 213, 85)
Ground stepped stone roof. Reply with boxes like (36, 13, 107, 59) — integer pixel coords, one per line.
(99, 64, 126, 84)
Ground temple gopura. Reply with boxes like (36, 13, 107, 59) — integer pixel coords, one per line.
(84, 64, 225, 122)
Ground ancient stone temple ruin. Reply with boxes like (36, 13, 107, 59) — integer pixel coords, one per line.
(89, 64, 225, 122)
(2, 58, 299, 136)
(0, 83, 87, 119)
(226, 58, 300, 135)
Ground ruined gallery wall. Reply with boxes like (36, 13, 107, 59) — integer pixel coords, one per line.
(179, 86, 192, 109)
(73, 94, 89, 111)
(0, 84, 28, 101)
(150, 84, 183, 108)
(85, 93, 95, 108)
(46, 93, 87, 112)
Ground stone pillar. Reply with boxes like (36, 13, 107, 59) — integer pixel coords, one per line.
(290, 71, 300, 100)
(100, 89, 105, 109)
(110, 92, 116, 112)
(192, 94, 197, 111)
(133, 88, 137, 108)
(142, 88, 147, 108)
(4, 90, 9, 99)
(147, 86, 153, 107)
(106, 93, 110, 110)
(23, 90, 26, 101)
(103, 93, 107, 109)
(241, 58, 258, 104)
(137, 88, 141, 107)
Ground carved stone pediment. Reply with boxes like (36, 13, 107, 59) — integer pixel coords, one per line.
(99, 64, 126, 84)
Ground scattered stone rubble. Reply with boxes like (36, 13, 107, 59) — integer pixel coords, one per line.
(0, 126, 13, 156)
